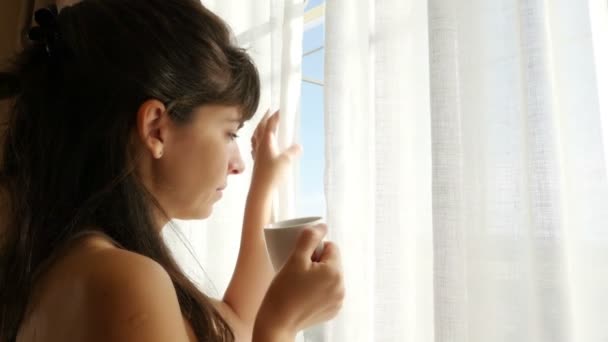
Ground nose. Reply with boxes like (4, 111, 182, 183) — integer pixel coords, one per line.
(228, 145, 245, 175)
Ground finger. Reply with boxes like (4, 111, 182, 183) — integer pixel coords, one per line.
(258, 109, 272, 136)
(260, 108, 271, 124)
(278, 144, 302, 164)
(263, 108, 273, 123)
(265, 110, 280, 136)
(251, 137, 257, 154)
(318, 241, 342, 269)
(292, 224, 328, 262)
(312, 241, 324, 262)
(277, 146, 301, 168)
(253, 109, 271, 141)
(286, 143, 302, 157)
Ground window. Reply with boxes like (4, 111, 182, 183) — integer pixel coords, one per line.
(299, 1, 327, 341)
(297, 0, 326, 219)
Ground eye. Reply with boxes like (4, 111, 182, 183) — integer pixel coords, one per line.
(228, 132, 239, 140)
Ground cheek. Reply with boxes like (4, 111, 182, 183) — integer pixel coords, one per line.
(161, 141, 204, 191)
(175, 138, 228, 192)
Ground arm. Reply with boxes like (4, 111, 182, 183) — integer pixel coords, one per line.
(221, 110, 302, 337)
(222, 180, 275, 329)
(252, 309, 296, 342)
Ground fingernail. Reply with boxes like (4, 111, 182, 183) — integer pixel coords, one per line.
(314, 223, 327, 233)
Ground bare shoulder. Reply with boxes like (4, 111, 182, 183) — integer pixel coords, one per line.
(19, 242, 193, 342)
(77, 247, 192, 342)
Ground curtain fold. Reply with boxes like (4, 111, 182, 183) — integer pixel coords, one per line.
(325, 0, 433, 341)
(324, 0, 608, 341)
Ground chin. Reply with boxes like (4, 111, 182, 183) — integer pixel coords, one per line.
(197, 203, 214, 219)
(199, 208, 213, 219)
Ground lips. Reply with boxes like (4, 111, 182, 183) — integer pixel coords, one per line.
(217, 185, 227, 191)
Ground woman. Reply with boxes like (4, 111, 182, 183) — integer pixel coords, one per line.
(0, 0, 344, 341)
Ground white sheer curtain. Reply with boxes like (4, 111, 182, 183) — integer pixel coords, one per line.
(324, 0, 608, 342)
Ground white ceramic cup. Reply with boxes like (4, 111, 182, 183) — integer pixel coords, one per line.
(264, 216, 325, 271)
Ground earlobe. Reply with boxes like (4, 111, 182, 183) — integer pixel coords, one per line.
(136, 99, 168, 159)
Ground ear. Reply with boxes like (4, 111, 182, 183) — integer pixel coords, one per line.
(135, 99, 170, 159)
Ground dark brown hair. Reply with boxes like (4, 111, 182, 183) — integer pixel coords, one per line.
(0, 0, 260, 340)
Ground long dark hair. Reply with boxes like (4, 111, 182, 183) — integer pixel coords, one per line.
(0, 0, 259, 340)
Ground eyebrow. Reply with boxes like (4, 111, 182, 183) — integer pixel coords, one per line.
(225, 118, 244, 129)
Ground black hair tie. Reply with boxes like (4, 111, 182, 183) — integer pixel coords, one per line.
(28, 5, 61, 58)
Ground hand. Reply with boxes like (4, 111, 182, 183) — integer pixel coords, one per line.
(255, 224, 345, 334)
(250, 109, 302, 188)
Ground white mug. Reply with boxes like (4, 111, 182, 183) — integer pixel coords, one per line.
(264, 216, 326, 271)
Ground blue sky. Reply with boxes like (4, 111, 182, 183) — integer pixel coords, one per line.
(305, 0, 325, 11)
(297, 0, 326, 217)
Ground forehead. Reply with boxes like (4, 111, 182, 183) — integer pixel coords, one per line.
(192, 104, 243, 126)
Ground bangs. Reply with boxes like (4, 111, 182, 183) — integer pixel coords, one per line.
(165, 46, 260, 126)
(221, 47, 260, 125)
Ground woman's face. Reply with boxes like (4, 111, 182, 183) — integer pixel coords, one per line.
(136, 102, 246, 223)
